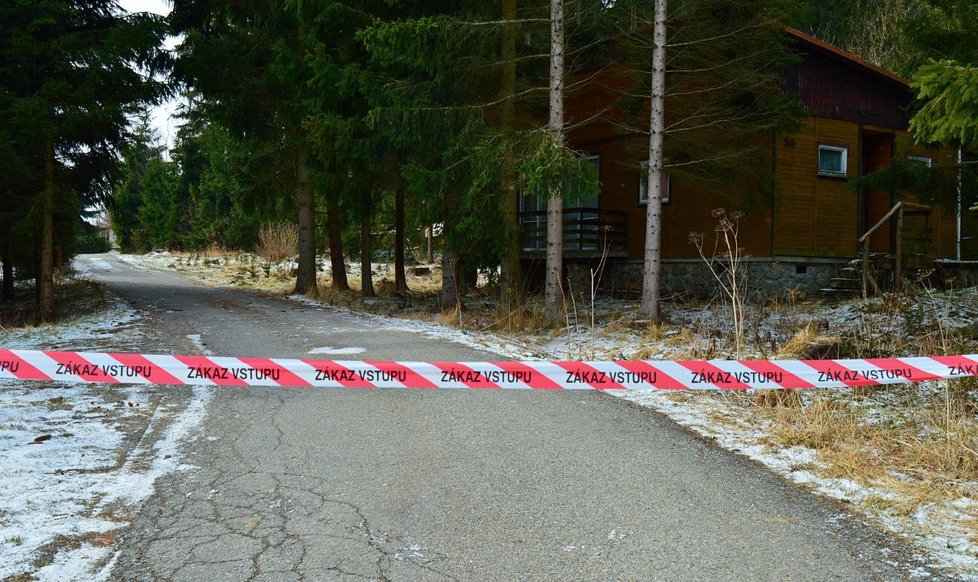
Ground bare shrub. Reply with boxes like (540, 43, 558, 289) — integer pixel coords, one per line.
(255, 223, 299, 275)
(200, 242, 226, 259)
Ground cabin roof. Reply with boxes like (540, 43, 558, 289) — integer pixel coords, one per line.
(784, 27, 909, 89)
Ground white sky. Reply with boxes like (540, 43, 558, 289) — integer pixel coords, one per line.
(118, 0, 181, 151)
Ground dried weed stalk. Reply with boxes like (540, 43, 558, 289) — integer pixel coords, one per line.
(690, 209, 747, 358)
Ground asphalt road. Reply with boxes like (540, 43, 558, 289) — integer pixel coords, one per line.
(80, 254, 940, 581)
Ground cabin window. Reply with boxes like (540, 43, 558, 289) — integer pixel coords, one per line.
(639, 161, 670, 205)
(908, 155, 932, 167)
(817, 145, 848, 177)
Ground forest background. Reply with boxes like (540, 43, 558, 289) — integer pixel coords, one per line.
(1, 0, 976, 321)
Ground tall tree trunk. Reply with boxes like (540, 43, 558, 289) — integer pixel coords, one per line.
(394, 187, 408, 294)
(544, 0, 565, 322)
(640, 0, 667, 321)
(39, 138, 56, 321)
(1, 228, 14, 302)
(327, 195, 349, 290)
(360, 192, 375, 297)
(294, 147, 319, 295)
(498, 0, 522, 307)
(33, 237, 41, 305)
(441, 249, 461, 310)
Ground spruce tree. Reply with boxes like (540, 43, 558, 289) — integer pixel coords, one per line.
(0, 1, 168, 318)
(607, 0, 803, 320)
(171, 0, 321, 295)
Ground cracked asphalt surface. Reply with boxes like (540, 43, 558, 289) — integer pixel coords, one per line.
(80, 254, 943, 581)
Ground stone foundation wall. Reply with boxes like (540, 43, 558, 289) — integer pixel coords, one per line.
(607, 258, 846, 300)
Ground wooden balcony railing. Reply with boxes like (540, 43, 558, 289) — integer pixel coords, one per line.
(518, 208, 628, 256)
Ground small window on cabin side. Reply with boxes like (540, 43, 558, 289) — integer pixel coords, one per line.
(817, 145, 848, 177)
(908, 155, 932, 167)
(639, 161, 670, 205)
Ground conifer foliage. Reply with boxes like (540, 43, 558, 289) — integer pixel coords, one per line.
(0, 1, 168, 318)
(17, 1, 974, 321)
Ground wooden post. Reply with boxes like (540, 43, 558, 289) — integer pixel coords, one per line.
(39, 138, 56, 321)
(894, 206, 903, 291)
(862, 241, 869, 301)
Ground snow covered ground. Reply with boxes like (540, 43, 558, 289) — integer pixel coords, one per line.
(0, 275, 212, 580)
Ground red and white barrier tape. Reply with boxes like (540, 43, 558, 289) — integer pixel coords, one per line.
(2, 349, 977, 391)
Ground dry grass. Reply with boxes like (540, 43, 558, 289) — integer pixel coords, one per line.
(755, 383, 978, 513)
(198, 242, 228, 259)
(667, 327, 714, 360)
(643, 321, 669, 343)
(475, 300, 553, 333)
(776, 323, 840, 359)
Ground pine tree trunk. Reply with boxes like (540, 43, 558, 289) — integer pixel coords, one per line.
(394, 187, 408, 294)
(1, 228, 14, 302)
(544, 0, 565, 322)
(39, 139, 56, 321)
(441, 249, 460, 310)
(498, 0, 522, 307)
(641, 0, 667, 320)
(327, 195, 349, 290)
(294, 147, 319, 296)
(360, 192, 375, 297)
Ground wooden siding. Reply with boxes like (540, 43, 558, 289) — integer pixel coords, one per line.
(783, 40, 912, 129)
(564, 68, 634, 146)
(931, 146, 960, 259)
(863, 130, 896, 253)
(884, 138, 960, 259)
(575, 137, 774, 261)
(773, 118, 859, 257)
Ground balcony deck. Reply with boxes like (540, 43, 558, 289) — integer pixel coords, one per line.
(518, 207, 629, 259)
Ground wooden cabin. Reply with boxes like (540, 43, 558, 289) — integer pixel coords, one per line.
(519, 28, 976, 297)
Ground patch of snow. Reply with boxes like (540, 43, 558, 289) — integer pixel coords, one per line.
(89, 258, 116, 272)
(308, 346, 366, 355)
(99, 385, 212, 507)
(35, 543, 114, 582)
(289, 294, 539, 360)
(0, 292, 211, 580)
(185, 334, 212, 356)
